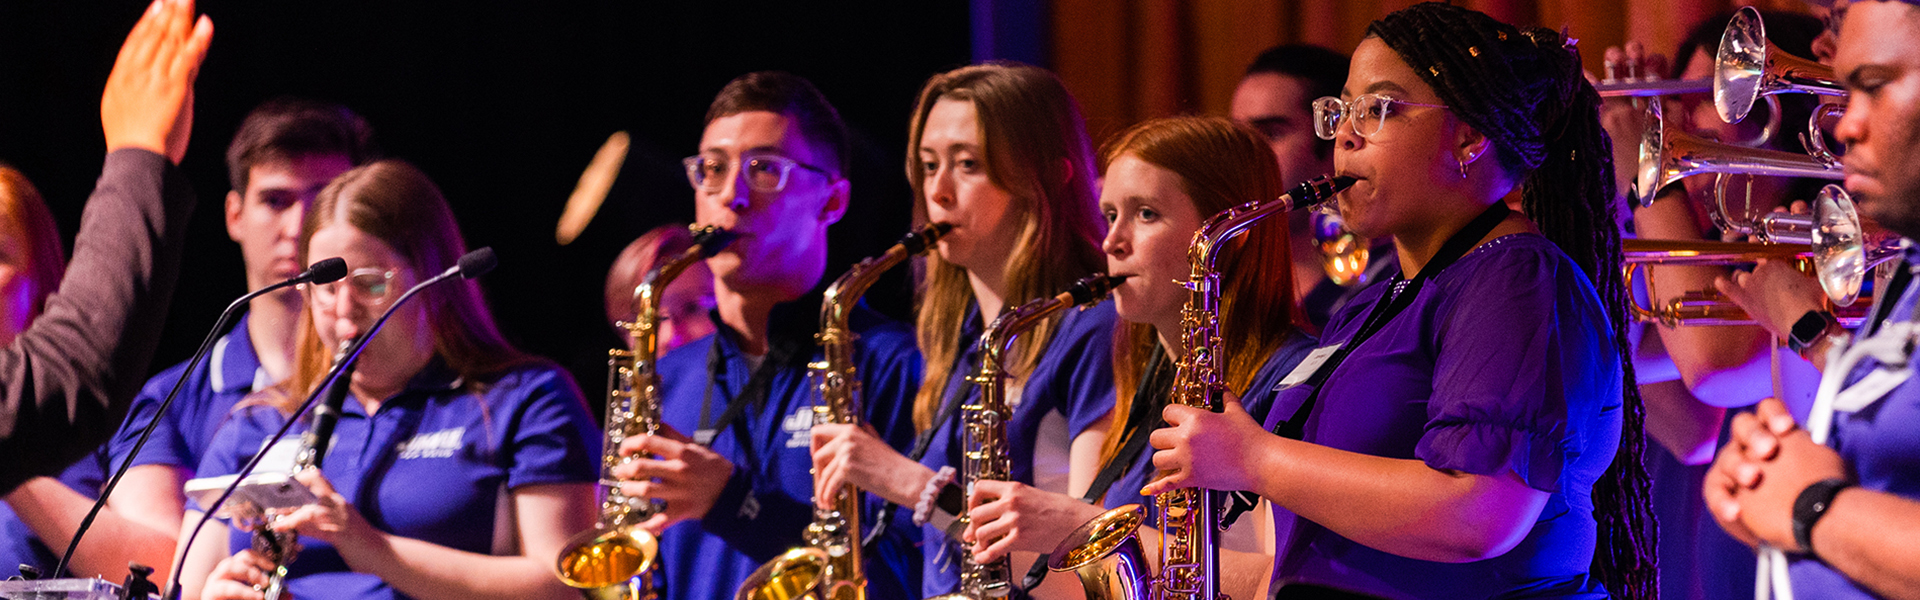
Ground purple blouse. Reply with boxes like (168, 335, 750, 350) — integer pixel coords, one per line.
(1260, 233, 1623, 599)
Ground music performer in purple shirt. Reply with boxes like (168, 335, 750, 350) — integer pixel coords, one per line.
(1141, 4, 1659, 599)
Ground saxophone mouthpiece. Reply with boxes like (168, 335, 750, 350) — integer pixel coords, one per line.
(691, 227, 739, 257)
(1066, 274, 1128, 306)
(1286, 174, 1359, 211)
(902, 222, 955, 255)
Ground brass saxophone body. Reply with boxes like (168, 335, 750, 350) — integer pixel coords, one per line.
(557, 226, 736, 600)
(929, 275, 1126, 600)
(735, 222, 952, 600)
(1047, 175, 1354, 600)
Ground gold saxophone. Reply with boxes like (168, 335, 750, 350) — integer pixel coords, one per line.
(557, 226, 737, 600)
(930, 274, 1127, 600)
(1048, 175, 1353, 600)
(735, 222, 953, 600)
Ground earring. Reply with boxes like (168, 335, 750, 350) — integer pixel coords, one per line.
(1458, 151, 1477, 180)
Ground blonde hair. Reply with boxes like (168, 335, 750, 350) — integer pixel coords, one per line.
(906, 63, 1105, 431)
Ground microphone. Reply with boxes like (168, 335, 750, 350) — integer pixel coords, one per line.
(52, 257, 348, 578)
(165, 248, 498, 600)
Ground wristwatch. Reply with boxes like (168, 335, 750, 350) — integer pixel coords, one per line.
(1791, 478, 1855, 556)
(1788, 310, 1839, 355)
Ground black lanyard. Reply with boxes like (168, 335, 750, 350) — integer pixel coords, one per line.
(695, 331, 802, 477)
(1084, 344, 1172, 505)
(1271, 201, 1512, 440)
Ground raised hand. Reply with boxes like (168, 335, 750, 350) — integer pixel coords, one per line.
(101, 0, 213, 164)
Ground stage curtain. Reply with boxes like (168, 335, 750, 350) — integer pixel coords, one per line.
(1049, 0, 1819, 143)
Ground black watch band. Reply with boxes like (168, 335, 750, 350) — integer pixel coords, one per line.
(1788, 310, 1839, 355)
(1791, 478, 1854, 556)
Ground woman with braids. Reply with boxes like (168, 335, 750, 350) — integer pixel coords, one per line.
(958, 116, 1319, 599)
(1142, 4, 1656, 599)
(808, 62, 1117, 598)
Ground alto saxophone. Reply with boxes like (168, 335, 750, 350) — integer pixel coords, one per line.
(735, 222, 953, 600)
(1047, 175, 1354, 600)
(557, 226, 737, 600)
(930, 274, 1126, 600)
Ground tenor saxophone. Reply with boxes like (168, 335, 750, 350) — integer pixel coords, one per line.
(556, 226, 737, 600)
(930, 274, 1127, 600)
(735, 222, 953, 600)
(1047, 175, 1354, 600)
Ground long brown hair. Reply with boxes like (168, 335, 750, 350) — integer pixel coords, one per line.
(906, 62, 1105, 431)
(0, 164, 65, 318)
(1094, 116, 1301, 467)
(274, 160, 536, 410)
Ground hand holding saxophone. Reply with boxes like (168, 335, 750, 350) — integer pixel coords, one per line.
(1140, 396, 1267, 497)
(959, 480, 1106, 562)
(612, 422, 736, 530)
(266, 470, 379, 555)
(202, 548, 292, 600)
(808, 422, 928, 509)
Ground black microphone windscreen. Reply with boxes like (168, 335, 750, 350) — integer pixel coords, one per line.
(306, 257, 349, 284)
(457, 247, 497, 279)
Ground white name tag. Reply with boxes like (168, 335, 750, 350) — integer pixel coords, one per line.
(1278, 343, 1344, 389)
(1833, 366, 1910, 413)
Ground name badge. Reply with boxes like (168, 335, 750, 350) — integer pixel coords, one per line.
(1278, 343, 1344, 389)
(693, 429, 718, 446)
(1833, 366, 1910, 413)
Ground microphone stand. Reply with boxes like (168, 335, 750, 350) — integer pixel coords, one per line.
(51, 257, 347, 579)
(162, 248, 494, 600)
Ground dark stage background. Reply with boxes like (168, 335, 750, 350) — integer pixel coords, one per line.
(0, 1, 973, 402)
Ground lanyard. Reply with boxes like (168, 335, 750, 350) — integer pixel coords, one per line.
(695, 331, 802, 477)
(1272, 201, 1512, 440)
(1084, 344, 1172, 504)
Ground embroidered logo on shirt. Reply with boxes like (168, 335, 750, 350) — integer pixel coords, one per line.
(782, 408, 814, 449)
(396, 427, 467, 460)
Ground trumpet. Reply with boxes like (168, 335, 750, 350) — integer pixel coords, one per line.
(735, 223, 953, 600)
(1634, 100, 1841, 208)
(1595, 78, 1712, 98)
(1626, 186, 1899, 325)
(556, 226, 736, 600)
(1715, 6, 1846, 125)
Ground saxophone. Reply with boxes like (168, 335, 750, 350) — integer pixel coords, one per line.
(930, 274, 1127, 600)
(557, 226, 737, 600)
(257, 339, 355, 600)
(1047, 175, 1354, 600)
(735, 222, 953, 600)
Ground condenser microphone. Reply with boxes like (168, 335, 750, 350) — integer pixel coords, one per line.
(54, 257, 348, 577)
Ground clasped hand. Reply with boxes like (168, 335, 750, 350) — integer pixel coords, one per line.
(1141, 397, 1267, 497)
(1703, 398, 1848, 551)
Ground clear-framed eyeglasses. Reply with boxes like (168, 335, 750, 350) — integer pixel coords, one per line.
(306, 267, 401, 309)
(1313, 94, 1452, 140)
(682, 153, 834, 194)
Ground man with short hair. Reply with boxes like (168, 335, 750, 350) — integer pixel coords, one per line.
(611, 72, 922, 600)
(2, 97, 375, 582)
(1228, 45, 1389, 331)
(1706, 1, 1920, 597)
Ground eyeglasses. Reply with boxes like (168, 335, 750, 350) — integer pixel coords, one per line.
(682, 153, 833, 194)
(307, 267, 400, 309)
(1312, 94, 1451, 141)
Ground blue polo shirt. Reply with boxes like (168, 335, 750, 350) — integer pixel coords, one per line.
(651, 301, 922, 600)
(111, 314, 271, 475)
(918, 301, 1117, 597)
(194, 361, 599, 600)
(1788, 251, 1920, 599)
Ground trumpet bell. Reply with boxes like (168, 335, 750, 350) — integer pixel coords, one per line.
(1049, 504, 1152, 600)
(556, 526, 659, 590)
(1715, 6, 1844, 124)
(735, 547, 839, 600)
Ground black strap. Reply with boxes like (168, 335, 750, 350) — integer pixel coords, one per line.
(697, 333, 802, 476)
(1021, 345, 1173, 590)
(1272, 202, 1512, 440)
(1866, 259, 1915, 337)
(864, 345, 979, 550)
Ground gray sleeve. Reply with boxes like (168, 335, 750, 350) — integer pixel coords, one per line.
(0, 149, 195, 494)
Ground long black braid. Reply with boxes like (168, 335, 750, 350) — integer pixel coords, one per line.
(1370, 4, 1657, 600)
